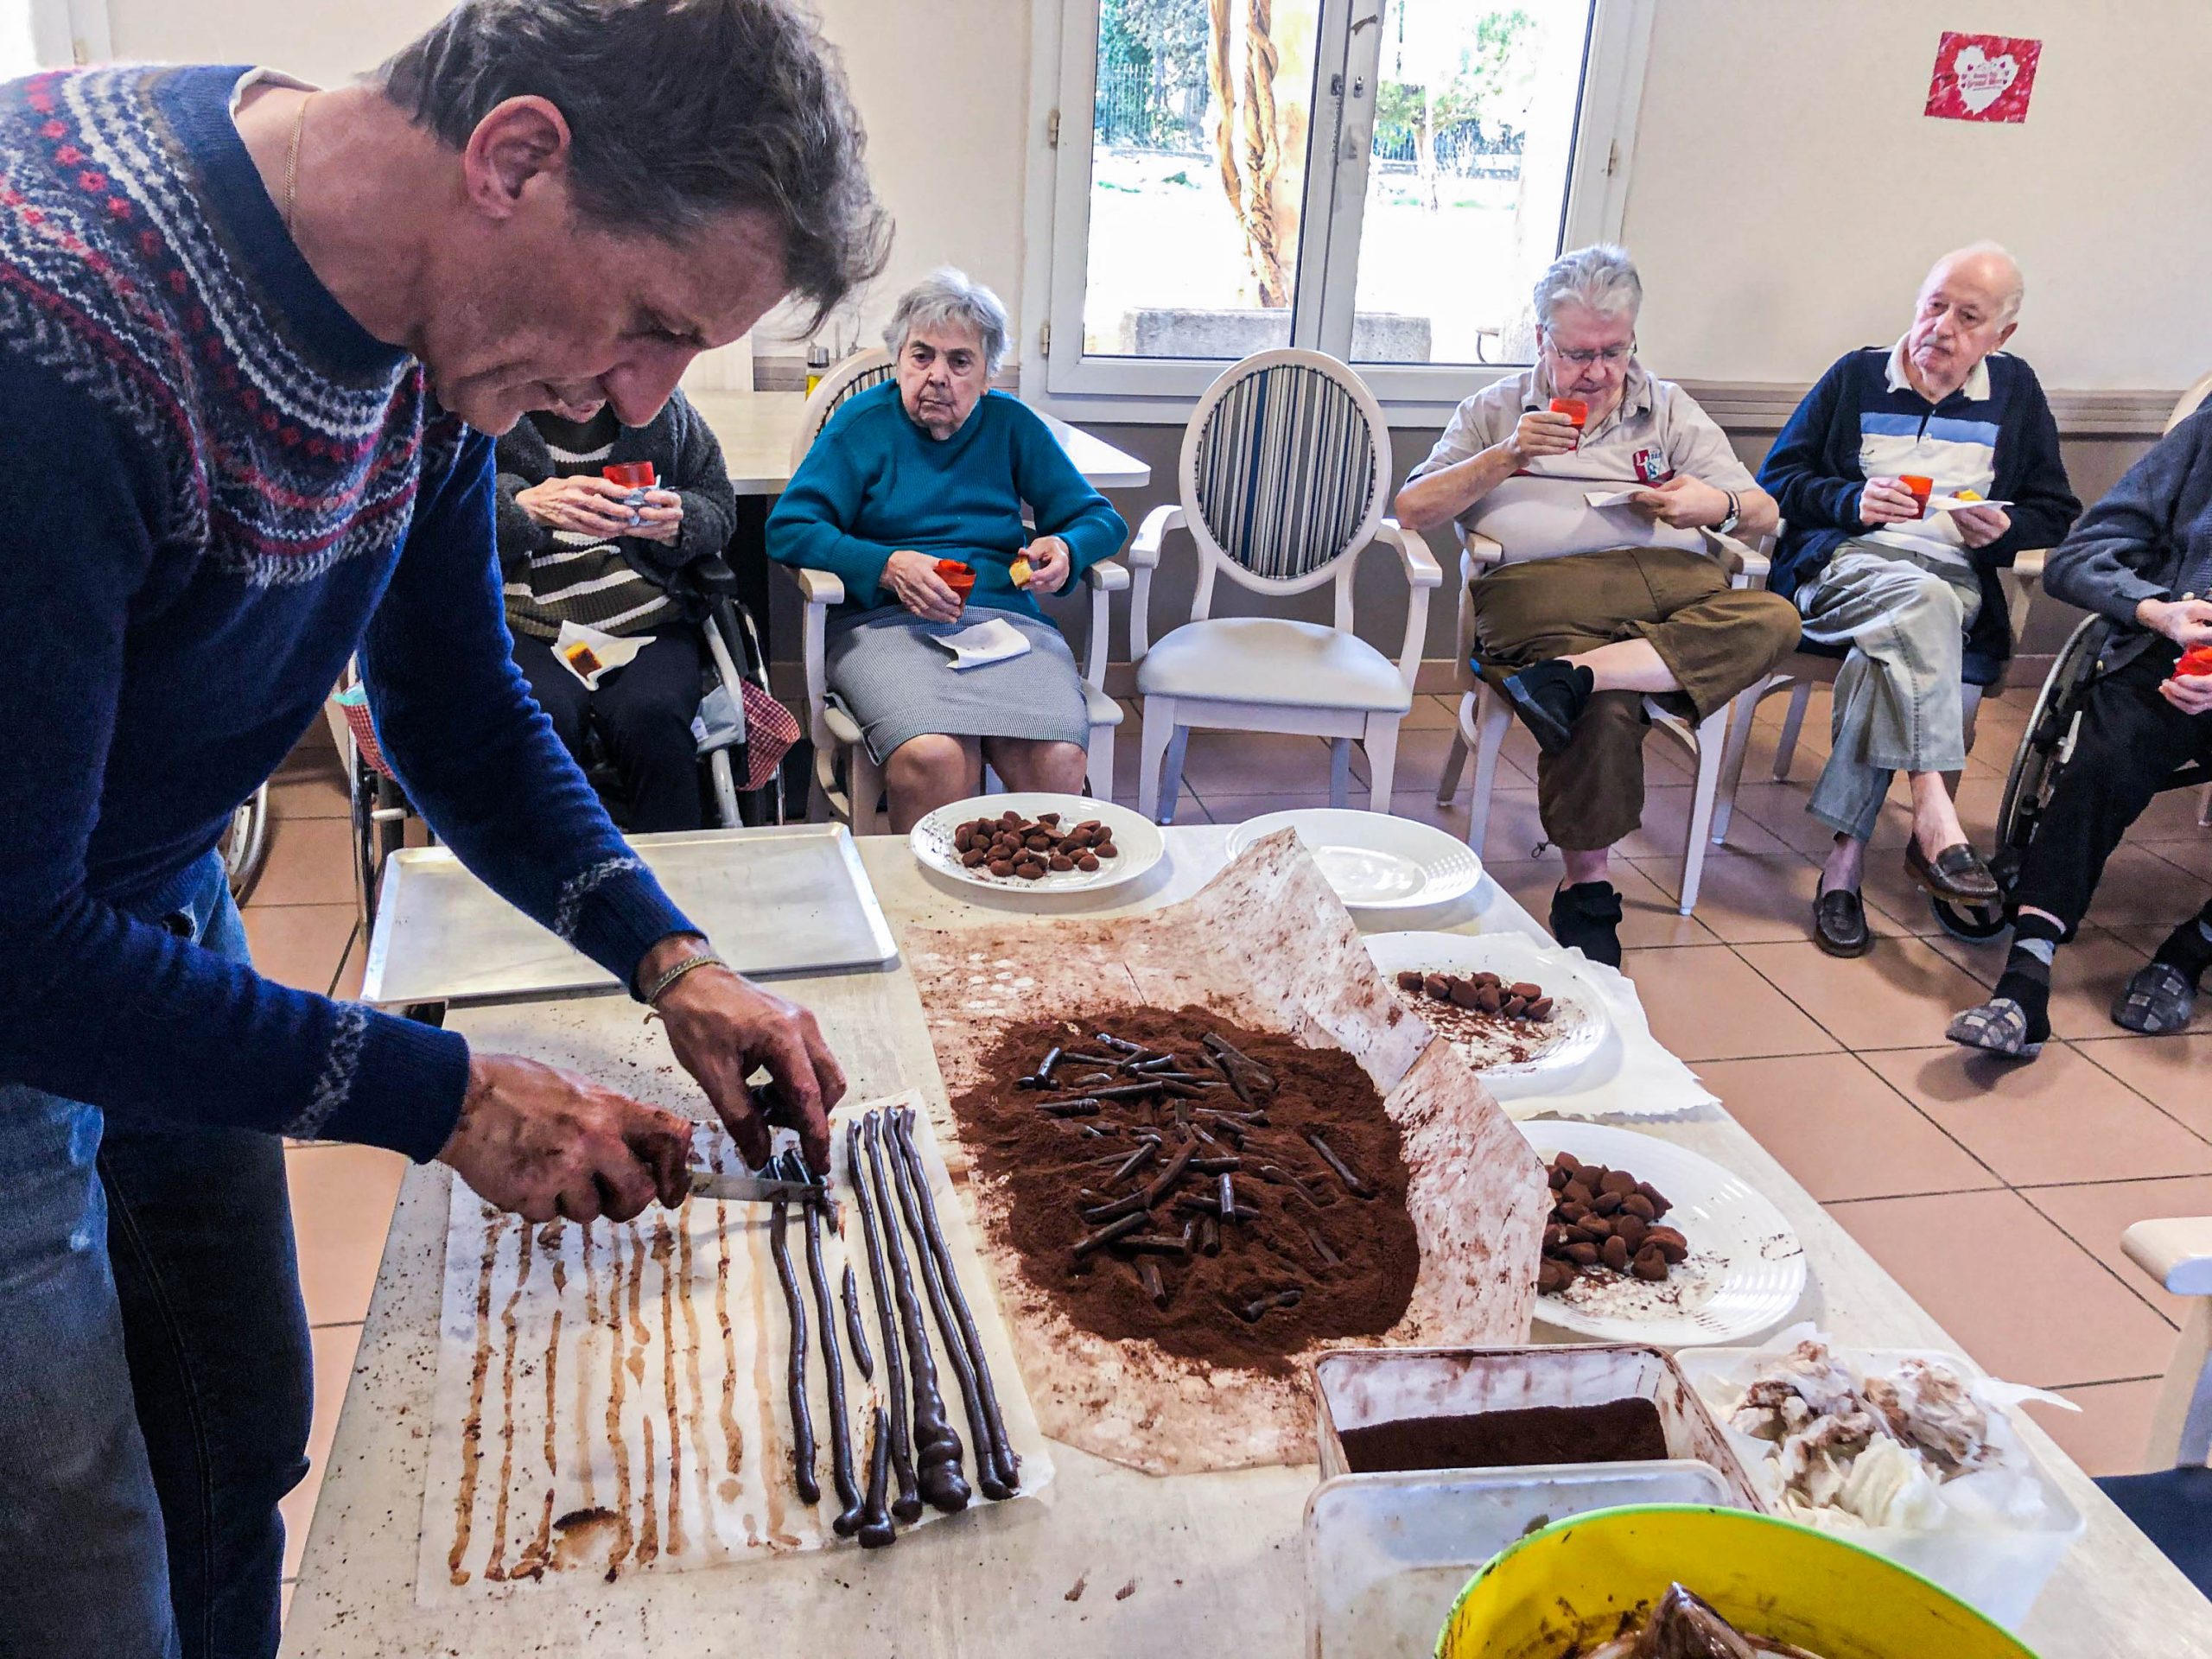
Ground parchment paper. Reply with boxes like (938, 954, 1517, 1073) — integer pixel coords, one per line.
(417, 1090, 1052, 1603)
(905, 830, 1548, 1476)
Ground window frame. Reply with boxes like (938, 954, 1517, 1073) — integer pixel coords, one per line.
(25, 0, 109, 67)
(1020, 0, 1656, 426)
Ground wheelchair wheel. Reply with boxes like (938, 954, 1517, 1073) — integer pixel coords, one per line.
(1929, 615, 2113, 943)
(223, 782, 270, 904)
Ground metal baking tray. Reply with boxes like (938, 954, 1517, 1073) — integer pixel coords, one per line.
(360, 823, 898, 1007)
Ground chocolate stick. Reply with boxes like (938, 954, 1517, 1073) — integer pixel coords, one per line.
(1199, 1032, 1276, 1090)
(768, 1197, 821, 1506)
(1305, 1132, 1376, 1198)
(864, 1114, 967, 1513)
(842, 1263, 874, 1382)
(802, 1192, 863, 1535)
(1304, 1224, 1342, 1268)
(1217, 1172, 1239, 1224)
(1073, 1211, 1148, 1254)
(855, 1405, 895, 1548)
(1137, 1258, 1170, 1309)
(893, 1109, 1021, 1499)
(846, 1118, 921, 1522)
(1108, 1141, 1159, 1184)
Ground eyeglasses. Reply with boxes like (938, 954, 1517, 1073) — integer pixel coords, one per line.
(1544, 334, 1636, 367)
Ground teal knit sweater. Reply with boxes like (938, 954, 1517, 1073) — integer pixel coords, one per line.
(766, 384, 1127, 618)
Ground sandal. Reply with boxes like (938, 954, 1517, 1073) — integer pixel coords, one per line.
(2112, 961, 2197, 1034)
(1945, 997, 2045, 1060)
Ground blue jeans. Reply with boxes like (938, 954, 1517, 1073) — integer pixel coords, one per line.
(0, 852, 312, 1659)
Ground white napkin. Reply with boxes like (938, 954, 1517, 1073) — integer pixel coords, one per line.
(1583, 486, 1645, 508)
(554, 620, 653, 689)
(932, 618, 1033, 671)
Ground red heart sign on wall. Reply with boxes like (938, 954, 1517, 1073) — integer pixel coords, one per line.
(1925, 31, 2042, 124)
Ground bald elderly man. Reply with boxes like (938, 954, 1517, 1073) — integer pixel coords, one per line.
(1758, 244, 2080, 957)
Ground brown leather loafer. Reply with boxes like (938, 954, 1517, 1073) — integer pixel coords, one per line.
(1812, 886, 1872, 957)
(1904, 839, 2001, 904)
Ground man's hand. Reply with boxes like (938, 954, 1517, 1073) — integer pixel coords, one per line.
(515, 475, 639, 539)
(438, 1053, 692, 1224)
(882, 549, 963, 622)
(1506, 409, 1580, 461)
(1628, 474, 1728, 528)
(1857, 476, 1924, 527)
(2139, 596, 2212, 651)
(627, 487, 685, 545)
(2160, 672, 2212, 715)
(1951, 502, 2011, 549)
(645, 944, 847, 1174)
(1016, 535, 1072, 595)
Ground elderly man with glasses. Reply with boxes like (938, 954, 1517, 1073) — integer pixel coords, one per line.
(1758, 243, 2080, 957)
(1395, 244, 1796, 966)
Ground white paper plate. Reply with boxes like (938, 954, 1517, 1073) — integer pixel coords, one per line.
(910, 792, 1164, 897)
(1518, 1122, 1808, 1348)
(1225, 809, 1482, 913)
(1363, 931, 1611, 1103)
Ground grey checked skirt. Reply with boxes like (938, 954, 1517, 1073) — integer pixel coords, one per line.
(826, 605, 1090, 765)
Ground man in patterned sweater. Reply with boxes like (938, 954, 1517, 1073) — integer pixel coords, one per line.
(0, 3, 887, 1654)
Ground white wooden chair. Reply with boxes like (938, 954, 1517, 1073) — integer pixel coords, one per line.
(781, 350, 1126, 831)
(1128, 349, 1440, 823)
(1431, 525, 1770, 917)
(2096, 1217, 2212, 1592)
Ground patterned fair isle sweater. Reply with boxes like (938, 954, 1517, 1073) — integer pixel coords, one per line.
(0, 64, 697, 1160)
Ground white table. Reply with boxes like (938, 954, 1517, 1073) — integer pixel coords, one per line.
(684, 390, 1153, 496)
(283, 829, 2212, 1658)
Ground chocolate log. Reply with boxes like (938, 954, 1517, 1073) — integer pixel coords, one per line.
(893, 1109, 1021, 1500)
(1305, 1132, 1376, 1199)
(855, 1404, 896, 1549)
(802, 1190, 863, 1535)
(768, 1198, 821, 1506)
(845, 1119, 921, 1522)
(842, 1263, 874, 1382)
(862, 1114, 967, 1513)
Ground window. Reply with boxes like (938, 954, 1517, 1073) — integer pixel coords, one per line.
(1034, 0, 1652, 413)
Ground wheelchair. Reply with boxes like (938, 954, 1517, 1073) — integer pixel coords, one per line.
(340, 554, 797, 933)
(1931, 613, 2212, 940)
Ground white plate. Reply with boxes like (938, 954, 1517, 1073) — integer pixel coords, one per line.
(1225, 809, 1482, 913)
(910, 792, 1164, 898)
(1363, 932, 1611, 1103)
(1519, 1122, 1808, 1348)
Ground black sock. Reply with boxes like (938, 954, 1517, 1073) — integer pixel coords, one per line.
(1993, 913, 2062, 1040)
(2152, 904, 2212, 988)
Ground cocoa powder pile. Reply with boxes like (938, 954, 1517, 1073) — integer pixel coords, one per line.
(947, 1006, 1420, 1371)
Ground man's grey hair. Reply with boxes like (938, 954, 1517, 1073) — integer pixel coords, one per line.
(882, 268, 1010, 374)
(378, 0, 891, 327)
(1532, 243, 1643, 331)
(1930, 239, 2025, 324)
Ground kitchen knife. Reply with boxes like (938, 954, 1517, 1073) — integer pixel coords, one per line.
(685, 1166, 826, 1205)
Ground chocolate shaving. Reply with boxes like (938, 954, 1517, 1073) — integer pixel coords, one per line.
(863, 1115, 966, 1513)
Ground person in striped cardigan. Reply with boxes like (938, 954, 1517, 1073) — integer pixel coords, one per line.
(495, 388, 738, 830)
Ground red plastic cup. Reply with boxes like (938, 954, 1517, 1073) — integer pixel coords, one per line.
(1548, 397, 1588, 429)
(602, 461, 656, 490)
(934, 558, 976, 602)
(1899, 474, 1935, 518)
(2177, 645, 2212, 677)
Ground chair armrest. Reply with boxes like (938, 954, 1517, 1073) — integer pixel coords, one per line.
(1128, 504, 1182, 569)
(1083, 558, 1130, 593)
(1372, 519, 1442, 589)
(1458, 526, 1506, 571)
(2012, 546, 2048, 585)
(1368, 521, 1439, 691)
(1701, 527, 1770, 586)
(784, 564, 845, 607)
(1080, 561, 1122, 689)
(2124, 1217, 2212, 1295)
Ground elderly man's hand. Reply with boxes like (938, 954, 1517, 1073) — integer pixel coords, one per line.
(2161, 671, 2212, 716)
(1951, 502, 2011, 548)
(1857, 477, 1924, 527)
(645, 943, 847, 1175)
(438, 1053, 693, 1224)
(2139, 596, 2212, 651)
(515, 474, 639, 539)
(1509, 408, 1581, 461)
(883, 549, 964, 622)
(1628, 474, 1728, 528)
(1016, 536, 1072, 594)
(627, 487, 685, 545)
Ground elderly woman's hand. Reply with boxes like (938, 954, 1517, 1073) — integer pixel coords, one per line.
(515, 474, 639, 539)
(883, 549, 963, 622)
(628, 487, 685, 544)
(1017, 536, 1072, 595)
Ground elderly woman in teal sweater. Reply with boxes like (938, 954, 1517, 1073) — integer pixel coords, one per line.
(768, 269, 1127, 830)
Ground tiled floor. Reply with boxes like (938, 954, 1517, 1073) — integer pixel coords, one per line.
(252, 685, 2212, 1611)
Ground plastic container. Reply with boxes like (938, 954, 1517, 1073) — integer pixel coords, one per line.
(1901, 472, 1936, 516)
(1676, 1344, 2086, 1630)
(601, 461, 656, 491)
(1548, 397, 1588, 428)
(2177, 644, 2212, 677)
(1437, 1503, 2040, 1659)
(934, 557, 976, 602)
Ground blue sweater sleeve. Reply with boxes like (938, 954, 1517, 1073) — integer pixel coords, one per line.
(0, 357, 467, 1160)
(359, 429, 700, 992)
(1758, 354, 1867, 534)
(1007, 402, 1128, 576)
(2044, 410, 2212, 623)
(766, 408, 899, 607)
(1987, 368, 2079, 565)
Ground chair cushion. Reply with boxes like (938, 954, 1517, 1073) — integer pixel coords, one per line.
(2097, 1466, 2212, 1593)
(1136, 617, 1413, 713)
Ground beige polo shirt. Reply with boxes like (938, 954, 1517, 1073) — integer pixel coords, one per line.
(1410, 365, 1755, 561)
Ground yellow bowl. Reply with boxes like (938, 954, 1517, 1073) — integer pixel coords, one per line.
(1436, 1504, 2039, 1659)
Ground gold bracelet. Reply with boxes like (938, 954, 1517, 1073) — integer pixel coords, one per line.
(641, 949, 728, 1005)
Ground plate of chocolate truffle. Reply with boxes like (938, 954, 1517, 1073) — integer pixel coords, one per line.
(1518, 1122, 1807, 1349)
(1365, 931, 1611, 1100)
(911, 793, 1165, 897)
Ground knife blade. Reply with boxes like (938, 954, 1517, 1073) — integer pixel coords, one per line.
(685, 1167, 826, 1205)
